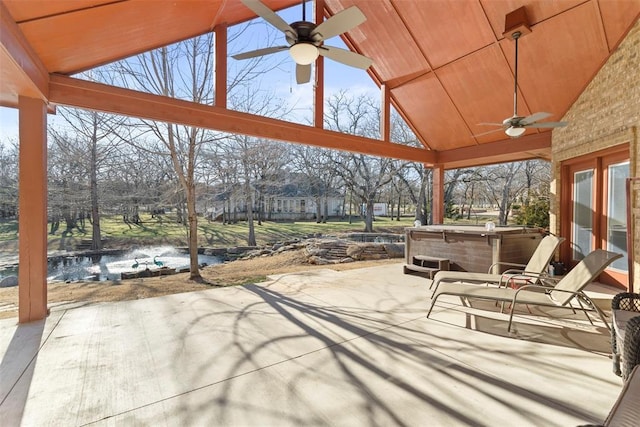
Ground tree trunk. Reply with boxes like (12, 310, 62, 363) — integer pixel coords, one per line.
(315, 196, 322, 223)
(416, 184, 427, 225)
(186, 181, 201, 280)
(323, 196, 328, 223)
(245, 180, 256, 246)
(89, 132, 102, 251)
(246, 196, 256, 246)
(364, 199, 374, 232)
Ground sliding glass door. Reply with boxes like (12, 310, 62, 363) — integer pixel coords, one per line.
(562, 147, 629, 287)
(572, 169, 594, 261)
(605, 161, 629, 273)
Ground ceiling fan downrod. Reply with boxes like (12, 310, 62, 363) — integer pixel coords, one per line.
(512, 30, 521, 118)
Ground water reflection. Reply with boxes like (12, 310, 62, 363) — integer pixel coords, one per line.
(1, 246, 221, 283)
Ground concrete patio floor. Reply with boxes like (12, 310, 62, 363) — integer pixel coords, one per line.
(0, 263, 626, 426)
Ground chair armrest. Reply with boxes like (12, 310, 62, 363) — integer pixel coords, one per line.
(498, 271, 557, 288)
(487, 261, 526, 274)
(512, 285, 588, 306)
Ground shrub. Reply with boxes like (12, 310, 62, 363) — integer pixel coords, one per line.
(514, 198, 549, 229)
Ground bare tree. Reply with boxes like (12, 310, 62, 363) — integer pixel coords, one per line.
(109, 33, 220, 280)
(482, 162, 526, 225)
(522, 160, 551, 203)
(386, 113, 430, 223)
(0, 142, 18, 219)
(52, 107, 121, 250)
(323, 91, 395, 232)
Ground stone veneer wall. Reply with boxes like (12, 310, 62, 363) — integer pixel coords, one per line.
(550, 18, 640, 288)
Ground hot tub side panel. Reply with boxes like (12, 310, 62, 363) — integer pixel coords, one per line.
(405, 228, 543, 273)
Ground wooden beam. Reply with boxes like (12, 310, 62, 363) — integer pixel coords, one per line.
(432, 164, 444, 224)
(214, 25, 227, 108)
(314, 0, 324, 129)
(49, 74, 435, 163)
(0, 1, 49, 106)
(18, 96, 48, 323)
(381, 83, 390, 142)
(436, 132, 551, 168)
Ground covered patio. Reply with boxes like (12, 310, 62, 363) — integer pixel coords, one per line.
(2, 0, 639, 323)
(1, 1, 639, 424)
(0, 264, 623, 425)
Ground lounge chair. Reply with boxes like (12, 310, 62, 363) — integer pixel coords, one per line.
(430, 234, 565, 292)
(427, 249, 622, 332)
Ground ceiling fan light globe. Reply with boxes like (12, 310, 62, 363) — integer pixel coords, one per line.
(290, 43, 319, 65)
(505, 126, 526, 138)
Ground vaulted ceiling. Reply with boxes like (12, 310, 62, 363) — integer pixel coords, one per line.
(1, 0, 639, 168)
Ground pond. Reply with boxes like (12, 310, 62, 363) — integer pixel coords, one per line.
(0, 246, 221, 284)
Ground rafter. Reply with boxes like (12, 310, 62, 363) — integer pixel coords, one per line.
(49, 74, 435, 164)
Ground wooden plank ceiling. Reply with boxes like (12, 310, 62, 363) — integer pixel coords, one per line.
(1, 0, 639, 169)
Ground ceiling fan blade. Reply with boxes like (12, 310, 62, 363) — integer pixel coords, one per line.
(318, 46, 372, 69)
(520, 111, 552, 125)
(232, 46, 288, 60)
(478, 122, 506, 127)
(241, 0, 294, 34)
(472, 128, 506, 138)
(296, 63, 311, 84)
(524, 121, 568, 128)
(311, 6, 366, 41)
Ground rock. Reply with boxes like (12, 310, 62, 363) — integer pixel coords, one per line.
(308, 256, 330, 265)
(383, 243, 405, 258)
(346, 244, 365, 260)
(305, 247, 328, 257)
(339, 257, 355, 263)
(0, 275, 18, 288)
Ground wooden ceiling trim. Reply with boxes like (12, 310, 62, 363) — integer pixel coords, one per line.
(503, 1, 610, 121)
(436, 132, 551, 169)
(392, 72, 472, 151)
(435, 44, 525, 145)
(387, 0, 434, 72)
(598, 2, 640, 51)
(333, 0, 430, 83)
(0, 1, 49, 104)
(48, 74, 435, 164)
(480, 0, 588, 41)
(393, 0, 496, 70)
(18, 2, 222, 74)
(4, 0, 122, 23)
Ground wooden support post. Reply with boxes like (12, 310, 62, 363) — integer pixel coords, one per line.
(18, 96, 48, 323)
(381, 83, 390, 142)
(314, 0, 325, 129)
(215, 25, 227, 108)
(432, 164, 445, 224)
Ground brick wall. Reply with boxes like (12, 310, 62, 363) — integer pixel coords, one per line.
(550, 18, 640, 288)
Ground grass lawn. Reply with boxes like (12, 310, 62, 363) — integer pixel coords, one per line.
(0, 215, 419, 251)
(0, 211, 506, 252)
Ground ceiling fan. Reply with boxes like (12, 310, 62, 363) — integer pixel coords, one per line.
(478, 30, 567, 138)
(232, 0, 373, 84)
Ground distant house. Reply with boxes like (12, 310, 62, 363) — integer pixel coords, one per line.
(202, 179, 343, 222)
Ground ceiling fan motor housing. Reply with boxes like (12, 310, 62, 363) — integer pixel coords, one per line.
(287, 21, 321, 46)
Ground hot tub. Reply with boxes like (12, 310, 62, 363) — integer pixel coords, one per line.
(405, 225, 544, 273)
